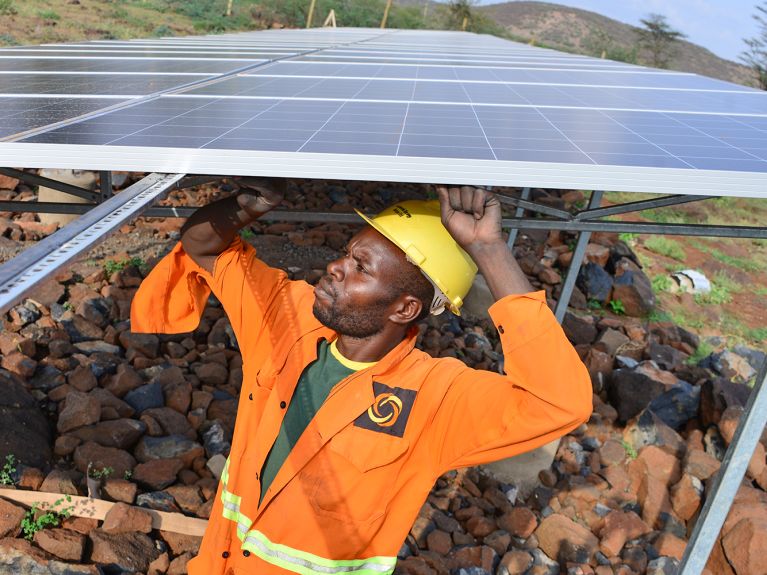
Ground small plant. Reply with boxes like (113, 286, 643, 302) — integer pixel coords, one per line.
(587, 299, 602, 310)
(0, 0, 16, 16)
(20, 495, 74, 540)
(0, 454, 16, 486)
(618, 232, 638, 245)
(651, 274, 673, 293)
(153, 24, 173, 37)
(123, 469, 133, 480)
(37, 9, 60, 20)
(687, 341, 714, 366)
(62, 301, 74, 312)
(621, 439, 638, 460)
(239, 227, 255, 240)
(609, 299, 626, 315)
(694, 283, 732, 306)
(87, 466, 113, 480)
(644, 236, 686, 261)
(104, 256, 146, 277)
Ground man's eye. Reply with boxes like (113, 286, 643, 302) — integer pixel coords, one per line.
(356, 263, 367, 274)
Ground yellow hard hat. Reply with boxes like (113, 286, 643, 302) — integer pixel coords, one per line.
(355, 200, 477, 316)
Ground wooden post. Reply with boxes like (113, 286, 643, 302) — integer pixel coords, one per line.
(226, 0, 233, 17)
(461, 15, 468, 31)
(323, 9, 337, 27)
(306, 0, 316, 28)
(381, 0, 393, 28)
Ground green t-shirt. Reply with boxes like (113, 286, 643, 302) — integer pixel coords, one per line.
(259, 339, 375, 502)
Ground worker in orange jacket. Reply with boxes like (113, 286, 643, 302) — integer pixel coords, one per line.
(130, 180, 592, 575)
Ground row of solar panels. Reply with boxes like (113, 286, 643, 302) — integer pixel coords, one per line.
(0, 28, 766, 195)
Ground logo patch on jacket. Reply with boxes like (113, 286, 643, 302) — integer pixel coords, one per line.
(354, 382, 416, 437)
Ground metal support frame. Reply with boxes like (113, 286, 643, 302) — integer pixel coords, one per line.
(506, 187, 530, 249)
(0, 167, 98, 202)
(0, 173, 184, 316)
(554, 190, 603, 323)
(679, 357, 767, 574)
(99, 171, 113, 201)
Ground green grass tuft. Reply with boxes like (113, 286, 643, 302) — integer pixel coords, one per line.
(644, 236, 686, 261)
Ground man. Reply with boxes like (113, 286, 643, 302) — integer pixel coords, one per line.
(130, 179, 592, 575)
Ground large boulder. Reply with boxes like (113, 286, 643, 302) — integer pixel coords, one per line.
(0, 371, 52, 470)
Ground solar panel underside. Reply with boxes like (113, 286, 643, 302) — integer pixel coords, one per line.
(1, 28, 766, 197)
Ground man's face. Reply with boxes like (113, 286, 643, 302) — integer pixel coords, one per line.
(312, 226, 414, 338)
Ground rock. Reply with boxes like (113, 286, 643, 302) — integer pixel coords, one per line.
(598, 510, 650, 557)
(670, 473, 703, 521)
(89, 529, 160, 572)
(483, 530, 511, 557)
(466, 516, 496, 538)
(426, 529, 452, 554)
(598, 439, 627, 467)
(61, 517, 98, 535)
(102, 478, 137, 504)
(498, 550, 534, 575)
(646, 557, 680, 575)
(123, 382, 164, 415)
(135, 435, 205, 467)
(33, 528, 85, 562)
(0, 537, 52, 573)
(637, 445, 681, 486)
(563, 313, 598, 346)
(683, 449, 721, 481)
(713, 350, 757, 383)
(0, 372, 52, 469)
(164, 381, 192, 414)
(206, 454, 226, 480)
(611, 257, 654, 317)
(594, 329, 630, 357)
(49, 560, 100, 574)
(73, 340, 121, 356)
(722, 517, 767, 575)
(105, 364, 144, 398)
(133, 458, 183, 491)
(67, 366, 97, 392)
(202, 421, 231, 458)
(29, 365, 66, 392)
(143, 407, 194, 437)
(647, 381, 700, 430)
(646, 342, 687, 372)
(159, 531, 203, 556)
(119, 332, 160, 358)
(652, 532, 686, 561)
(1, 352, 37, 378)
(699, 378, 751, 428)
(168, 551, 194, 575)
(637, 473, 674, 529)
(576, 263, 613, 304)
(608, 367, 670, 424)
(0, 498, 25, 538)
(498, 506, 537, 539)
(89, 388, 135, 419)
(40, 469, 80, 496)
(136, 491, 181, 513)
(165, 485, 203, 515)
(193, 362, 228, 386)
(57, 391, 101, 434)
(73, 442, 135, 478)
(535, 513, 598, 565)
(70, 418, 146, 450)
(102, 502, 153, 534)
(623, 408, 685, 458)
(61, 314, 104, 343)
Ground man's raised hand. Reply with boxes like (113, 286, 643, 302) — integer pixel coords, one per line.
(234, 177, 287, 217)
(436, 185, 503, 255)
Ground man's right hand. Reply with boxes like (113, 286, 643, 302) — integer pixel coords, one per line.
(235, 177, 287, 216)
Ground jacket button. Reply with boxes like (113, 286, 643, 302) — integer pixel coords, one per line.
(222, 551, 230, 558)
(279, 401, 286, 409)
(498, 325, 505, 334)
(243, 550, 251, 557)
(248, 393, 253, 400)
(255, 472, 259, 480)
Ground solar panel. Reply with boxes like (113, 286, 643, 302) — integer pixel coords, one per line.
(1, 28, 765, 197)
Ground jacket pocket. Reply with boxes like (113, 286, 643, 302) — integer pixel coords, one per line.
(308, 429, 409, 523)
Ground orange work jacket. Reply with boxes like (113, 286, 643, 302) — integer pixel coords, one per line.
(130, 236, 592, 575)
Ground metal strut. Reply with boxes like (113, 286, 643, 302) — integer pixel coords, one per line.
(0, 172, 184, 316)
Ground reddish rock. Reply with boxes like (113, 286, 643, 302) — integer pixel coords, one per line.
(133, 458, 184, 491)
(466, 515, 496, 538)
(638, 474, 674, 529)
(148, 550, 171, 575)
(33, 527, 85, 561)
(61, 516, 99, 535)
(498, 550, 534, 575)
(484, 530, 511, 557)
(168, 551, 194, 575)
(17, 466, 44, 491)
(535, 513, 599, 565)
(159, 531, 203, 556)
(102, 478, 137, 504)
(164, 381, 192, 414)
(67, 365, 97, 392)
(118, 332, 159, 358)
(1, 351, 37, 378)
(426, 529, 452, 555)
(40, 469, 80, 496)
(598, 510, 650, 557)
(683, 449, 721, 481)
(164, 484, 203, 515)
(70, 418, 146, 450)
(670, 473, 702, 521)
(498, 506, 537, 538)
(0, 498, 26, 538)
(652, 532, 686, 561)
(90, 529, 160, 572)
(193, 362, 228, 386)
(57, 391, 101, 433)
(637, 445, 682, 486)
(722, 517, 767, 575)
(105, 364, 144, 398)
(73, 442, 135, 478)
(102, 502, 153, 534)
(598, 439, 627, 467)
(398, 556, 437, 575)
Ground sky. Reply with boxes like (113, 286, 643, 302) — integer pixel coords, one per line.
(465, 0, 763, 62)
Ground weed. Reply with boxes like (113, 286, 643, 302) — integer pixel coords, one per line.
(123, 469, 133, 480)
(20, 495, 74, 540)
(702, 245, 763, 272)
(609, 299, 626, 315)
(618, 232, 638, 245)
(0, 33, 17, 45)
(642, 209, 694, 225)
(0, 454, 16, 486)
(239, 227, 255, 240)
(756, 286, 767, 297)
(87, 466, 113, 480)
(62, 301, 74, 312)
(646, 308, 672, 323)
(695, 283, 732, 305)
(0, 0, 16, 16)
(644, 236, 686, 261)
(104, 256, 146, 277)
(712, 271, 742, 294)
(621, 439, 637, 460)
(37, 9, 60, 20)
(687, 341, 714, 365)
(651, 274, 673, 293)
(587, 299, 603, 310)
(746, 327, 767, 343)
(153, 24, 173, 37)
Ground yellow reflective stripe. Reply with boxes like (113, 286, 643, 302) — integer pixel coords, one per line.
(241, 529, 396, 575)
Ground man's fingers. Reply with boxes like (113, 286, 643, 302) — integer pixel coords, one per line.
(436, 186, 453, 220)
(472, 188, 486, 220)
(448, 186, 463, 212)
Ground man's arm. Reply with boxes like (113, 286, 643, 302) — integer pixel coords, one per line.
(436, 185, 533, 299)
(180, 177, 286, 273)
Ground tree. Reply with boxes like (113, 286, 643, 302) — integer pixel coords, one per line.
(741, 2, 767, 90)
(636, 13, 686, 69)
(447, 0, 476, 31)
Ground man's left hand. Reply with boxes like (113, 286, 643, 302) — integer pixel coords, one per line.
(436, 185, 503, 254)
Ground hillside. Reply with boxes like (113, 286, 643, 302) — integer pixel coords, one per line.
(481, 1, 755, 86)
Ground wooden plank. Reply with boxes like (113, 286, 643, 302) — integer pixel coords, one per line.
(0, 489, 209, 537)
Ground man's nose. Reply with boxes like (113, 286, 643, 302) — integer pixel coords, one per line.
(326, 257, 344, 281)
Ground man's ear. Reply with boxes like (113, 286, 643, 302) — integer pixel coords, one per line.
(388, 294, 423, 326)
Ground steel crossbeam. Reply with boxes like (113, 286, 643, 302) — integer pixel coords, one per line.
(0, 172, 184, 316)
(0, 167, 98, 202)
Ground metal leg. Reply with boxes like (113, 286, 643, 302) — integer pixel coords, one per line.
(679, 356, 767, 574)
(0, 167, 98, 202)
(506, 187, 530, 249)
(100, 171, 113, 201)
(0, 173, 184, 316)
(554, 190, 603, 323)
